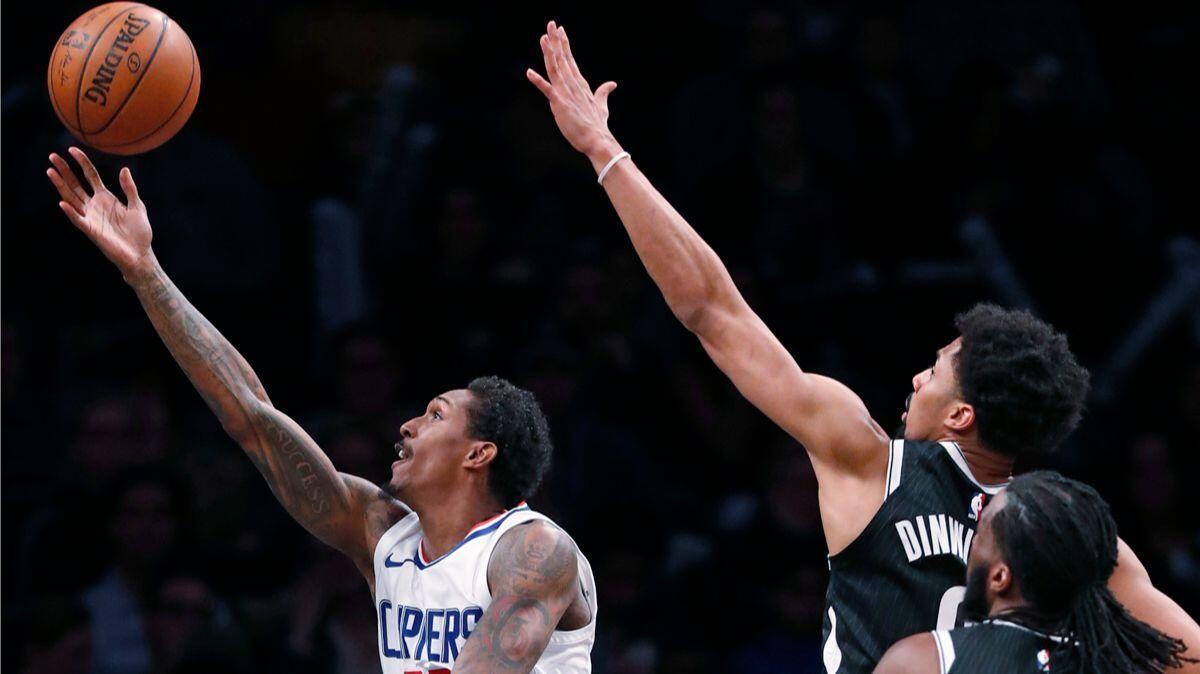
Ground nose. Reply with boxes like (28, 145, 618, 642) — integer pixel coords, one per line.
(912, 368, 930, 392)
(400, 419, 417, 439)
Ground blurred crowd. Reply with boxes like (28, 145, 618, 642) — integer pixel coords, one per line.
(3, 1, 1197, 673)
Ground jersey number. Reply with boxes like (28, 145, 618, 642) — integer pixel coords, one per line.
(936, 585, 966, 630)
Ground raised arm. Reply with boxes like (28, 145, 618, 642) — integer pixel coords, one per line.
(454, 521, 582, 673)
(46, 148, 406, 585)
(1110, 539, 1200, 673)
(527, 23, 888, 479)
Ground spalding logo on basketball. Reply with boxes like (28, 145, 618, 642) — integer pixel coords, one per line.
(48, 3, 200, 155)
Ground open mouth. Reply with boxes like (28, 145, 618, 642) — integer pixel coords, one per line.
(395, 442, 411, 462)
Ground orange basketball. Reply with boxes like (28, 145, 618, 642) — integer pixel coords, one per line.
(48, 3, 200, 155)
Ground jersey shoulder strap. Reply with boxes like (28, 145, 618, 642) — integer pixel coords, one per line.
(930, 630, 957, 674)
(885, 439, 1007, 501)
(470, 507, 599, 641)
(373, 510, 422, 574)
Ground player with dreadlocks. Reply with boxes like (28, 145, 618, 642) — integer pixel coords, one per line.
(876, 471, 1194, 673)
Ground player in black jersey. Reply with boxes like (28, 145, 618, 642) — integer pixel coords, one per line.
(527, 20, 1200, 673)
(876, 471, 1191, 673)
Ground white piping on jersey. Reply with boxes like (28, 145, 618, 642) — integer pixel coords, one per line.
(885, 439, 906, 499)
(939, 442, 1007, 494)
(823, 607, 843, 673)
(931, 630, 956, 674)
(985, 618, 1073, 645)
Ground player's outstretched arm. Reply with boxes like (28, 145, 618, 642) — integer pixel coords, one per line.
(45, 148, 406, 585)
(527, 23, 888, 476)
(1110, 540, 1200, 673)
(454, 521, 582, 673)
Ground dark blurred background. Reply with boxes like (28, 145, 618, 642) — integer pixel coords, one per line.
(4, 1, 1198, 672)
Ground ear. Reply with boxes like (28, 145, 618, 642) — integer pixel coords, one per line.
(989, 561, 1014, 597)
(945, 401, 975, 433)
(463, 441, 497, 470)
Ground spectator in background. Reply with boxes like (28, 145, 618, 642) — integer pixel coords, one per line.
(83, 466, 187, 674)
(148, 575, 248, 674)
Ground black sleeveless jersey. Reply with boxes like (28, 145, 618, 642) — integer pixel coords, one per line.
(937, 619, 1076, 673)
(820, 440, 1007, 673)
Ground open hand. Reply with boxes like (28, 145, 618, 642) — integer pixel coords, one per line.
(527, 21, 622, 165)
(46, 147, 153, 274)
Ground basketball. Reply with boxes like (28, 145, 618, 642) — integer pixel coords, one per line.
(47, 3, 200, 155)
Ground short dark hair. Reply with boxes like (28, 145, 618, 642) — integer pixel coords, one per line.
(993, 471, 1189, 673)
(464, 376, 553, 507)
(954, 304, 1090, 460)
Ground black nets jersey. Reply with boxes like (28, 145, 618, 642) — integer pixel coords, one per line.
(820, 440, 1008, 673)
(935, 619, 1075, 673)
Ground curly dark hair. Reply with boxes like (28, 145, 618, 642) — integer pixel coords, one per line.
(464, 376, 553, 507)
(954, 304, 1090, 460)
(992, 471, 1190, 673)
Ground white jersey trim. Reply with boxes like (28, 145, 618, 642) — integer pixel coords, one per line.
(985, 618, 1072, 644)
(940, 442, 1007, 494)
(885, 439, 906, 498)
(932, 630, 956, 674)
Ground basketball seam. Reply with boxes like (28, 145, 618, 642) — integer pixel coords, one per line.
(73, 3, 145, 140)
(99, 38, 197, 149)
(84, 13, 170, 136)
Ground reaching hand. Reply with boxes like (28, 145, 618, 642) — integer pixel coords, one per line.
(527, 21, 622, 165)
(46, 147, 153, 274)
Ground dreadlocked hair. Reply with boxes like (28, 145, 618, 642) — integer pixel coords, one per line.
(992, 471, 1192, 674)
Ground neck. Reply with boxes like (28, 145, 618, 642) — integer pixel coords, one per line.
(413, 488, 507, 561)
(955, 437, 1015, 485)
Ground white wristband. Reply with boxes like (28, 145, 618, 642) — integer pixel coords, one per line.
(596, 151, 630, 185)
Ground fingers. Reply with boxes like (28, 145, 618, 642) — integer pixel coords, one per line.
(549, 26, 578, 95)
(48, 152, 90, 204)
(46, 167, 87, 217)
(68, 146, 106, 193)
(540, 32, 559, 84)
(557, 26, 590, 90)
(594, 81, 618, 114)
(526, 69, 553, 98)
(118, 167, 140, 207)
(57, 200, 89, 231)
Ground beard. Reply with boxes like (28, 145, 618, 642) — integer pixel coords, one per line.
(961, 564, 991, 622)
(381, 478, 400, 497)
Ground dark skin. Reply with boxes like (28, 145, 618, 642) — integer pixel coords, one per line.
(529, 20, 1199, 666)
(46, 148, 589, 671)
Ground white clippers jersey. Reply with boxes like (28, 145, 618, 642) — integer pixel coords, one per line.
(373, 502, 597, 673)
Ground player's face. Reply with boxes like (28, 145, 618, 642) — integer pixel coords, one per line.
(388, 389, 477, 500)
(901, 337, 965, 441)
(963, 489, 1007, 618)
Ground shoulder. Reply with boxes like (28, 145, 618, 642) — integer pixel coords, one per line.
(488, 520, 579, 597)
(340, 473, 410, 548)
(874, 632, 941, 674)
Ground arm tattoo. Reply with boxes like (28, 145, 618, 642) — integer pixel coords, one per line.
(125, 260, 383, 557)
(454, 522, 580, 673)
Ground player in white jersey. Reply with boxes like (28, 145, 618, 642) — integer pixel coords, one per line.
(45, 148, 597, 673)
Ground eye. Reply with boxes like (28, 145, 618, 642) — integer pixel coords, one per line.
(432, 410, 443, 421)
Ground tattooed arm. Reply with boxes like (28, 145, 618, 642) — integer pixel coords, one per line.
(46, 148, 407, 587)
(455, 521, 583, 673)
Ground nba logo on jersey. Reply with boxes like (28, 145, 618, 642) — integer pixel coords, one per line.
(1036, 647, 1051, 671)
(968, 492, 987, 521)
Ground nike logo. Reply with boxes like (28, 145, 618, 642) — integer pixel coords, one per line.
(384, 554, 413, 569)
